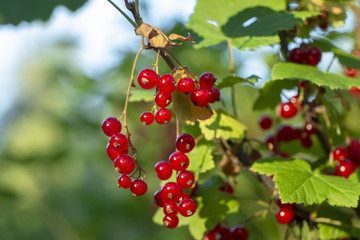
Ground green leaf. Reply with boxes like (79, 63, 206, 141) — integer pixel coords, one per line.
(253, 79, 298, 111)
(318, 224, 350, 240)
(251, 158, 360, 207)
(0, 0, 87, 25)
(216, 75, 260, 89)
(187, 144, 215, 179)
(199, 110, 247, 141)
(332, 48, 360, 69)
(129, 89, 155, 102)
(272, 62, 360, 90)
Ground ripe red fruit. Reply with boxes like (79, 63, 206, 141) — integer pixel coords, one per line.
(301, 136, 313, 148)
(109, 133, 129, 153)
(158, 74, 175, 94)
(176, 133, 195, 153)
(169, 152, 189, 171)
(177, 170, 195, 189)
(155, 108, 172, 124)
(114, 154, 135, 175)
(140, 111, 155, 125)
(258, 115, 272, 130)
(344, 67, 357, 78)
(231, 225, 249, 240)
(277, 125, 297, 142)
(130, 179, 148, 196)
(203, 232, 216, 240)
(177, 77, 195, 93)
(276, 206, 295, 224)
(199, 72, 215, 89)
(289, 48, 305, 64)
(190, 88, 210, 107)
(350, 86, 360, 95)
(161, 182, 182, 203)
(178, 199, 197, 217)
(218, 182, 234, 194)
(304, 122, 315, 135)
(102, 117, 122, 136)
(154, 190, 165, 207)
(155, 91, 172, 107)
(280, 102, 298, 119)
(163, 214, 179, 229)
(333, 146, 348, 162)
(106, 143, 120, 161)
(207, 87, 220, 103)
(163, 202, 179, 216)
(335, 160, 356, 178)
(155, 161, 173, 180)
(137, 68, 158, 89)
(305, 46, 322, 66)
(118, 174, 132, 189)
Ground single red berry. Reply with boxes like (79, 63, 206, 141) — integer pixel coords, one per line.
(155, 108, 172, 124)
(177, 77, 195, 93)
(349, 149, 360, 165)
(207, 87, 220, 103)
(137, 68, 158, 89)
(169, 152, 189, 171)
(280, 102, 298, 119)
(211, 224, 231, 239)
(203, 232, 216, 240)
(102, 117, 122, 136)
(259, 115, 272, 130)
(155, 91, 172, 108)
(109, 133, 129, 153)
(155, 161, 173, 180)
(344, 67, 357, 78)
(158, 74, 176, 94)
(199, 72, 215, 89)
(163, 214, 179, 229)
(348, 139, 360, 152)
(176, 133, 195, 153)
(190, 88, 210, 107)
(218, 182, 234, 194)
(114, 154, 135, 175)
(231, 225, 249, 240)
(161, 182, 182, 203)
(277, 125, 297, 142)
(154, 190, 165, 207)
(304, 122, 315, 135)
(290, 95, 300, 105)
(106, 143, 120, 161)
(177, 170, 195, 189)
(178, 199, 197, 217)
(301, 136, 313, 148)
(289, 48, 305, 63)
(335, 160, 356, 178)
(305, 47, 322, 66)
(163, 202, 179, 216)
(333, 146, 348, 162)
(118, 174, 132, 189)
(276, 206, 295, 224)
(350, 86, 360, 95)
(180, 192, 192, 201)
(130, 179, 148, 196)
(140, 111, 154, 125)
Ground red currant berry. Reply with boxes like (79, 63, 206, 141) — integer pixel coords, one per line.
(114, 154, 135, 175)
(289, 48, 305, 64)
(137, 68, 158, 89)
(203, 232, 216, 240)
(211, 224, 231, 239)
(177, 170, 195, 189)
(155, 91, 172, 107)
(218, 182, 234, 194)
(180, 192, 192, 201)
(169, 152, 189, 171)
(163, 202, 179, 216)
(301, 136, 313, 148)
(140, 111, 154, 125)
(333, 146, 348, 162)
(158, 74, 175, 94)
(176, 133, 195, 153)
(350, 86, 360, 95)
(344, 67, 357, 78)
(106, 143, 120, 161)
(177, 77, 195, 93)
(265, 135, 276, 150)
(190, 88, 210, 107)
(161, 182, 182, 203)
(163, 214, 179, 229)
(199, 72, 215, 89)
(154, 190, 165, 207)
(109, 133, 129, 152)
(258, 115, 272, 130)
(178, 199, 197, 217)
(280, 102, 298, 119)
(155, 161, 173, 180)
(155, 108, 172, 124)
(207, 87, 220, 103)
(277, 125, 297, 142)
(305, 46, 322, 66)
(118, 174, 132, 189)
(130, 179, 148, 196)
(102, 117, 122, 136)
(304, 122, 315, 135)
(276, 206, 295, 224)
(335, 160, 356, 178)
(231, 225, 249, 240)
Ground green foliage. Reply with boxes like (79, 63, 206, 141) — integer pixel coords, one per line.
(216, 75, 259, 89)
(129, 89, 155, 102)
(251, 158, 360, 207)
(187, 144, 216, 179)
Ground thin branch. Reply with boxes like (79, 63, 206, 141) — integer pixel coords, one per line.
(107, 0, 138, 28)
(227, 39, 238, 119)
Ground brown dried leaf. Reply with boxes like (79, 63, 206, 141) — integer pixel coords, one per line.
(168, 33, 195, 43)
(135, 23, 181, 48)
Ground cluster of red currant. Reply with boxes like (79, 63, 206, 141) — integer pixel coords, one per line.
(203, 223, 249, 240)
(137, 69, 220, 125)
(332, 139, 360, 178)
(274, 195, 295, 225)
(289, 46, 322, 66)
(102, 117, 148, 196)
(153, 133, 197, 229)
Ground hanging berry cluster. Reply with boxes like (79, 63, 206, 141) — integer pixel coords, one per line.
(332, 139, 360, 178)
(203, 223, 249, 240)
(289, 45, 322, 66)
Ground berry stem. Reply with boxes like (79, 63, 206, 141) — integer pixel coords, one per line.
(154, 49, 160, 74)
(325, 54, 335, 73)
(227, 39, 238, 119)
(107, 0, 138, 28)
(176, 114, 180, 138)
